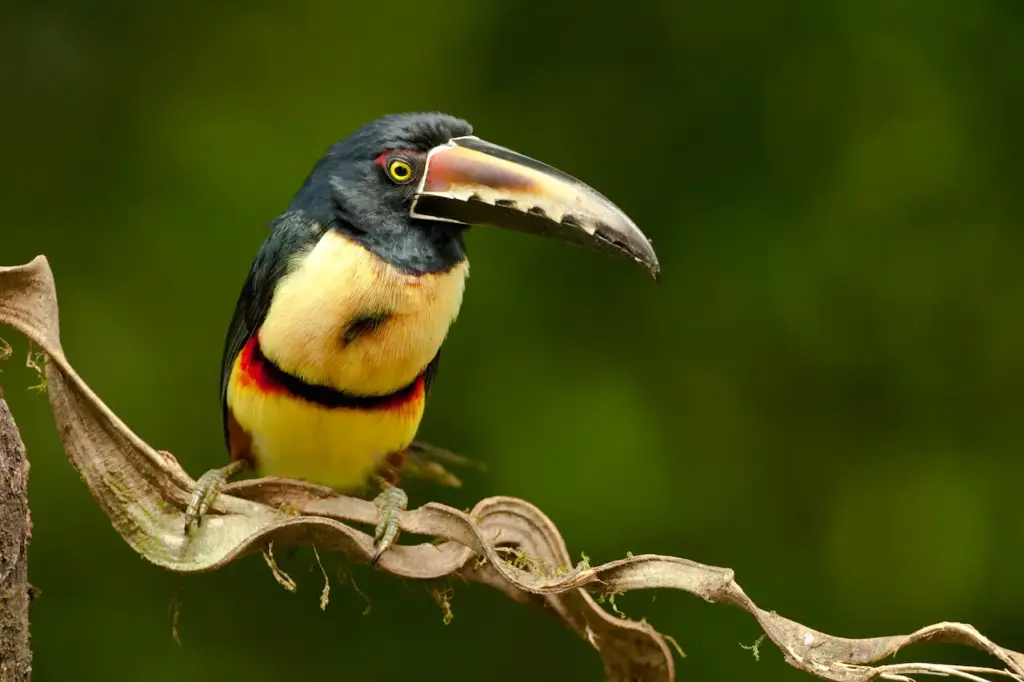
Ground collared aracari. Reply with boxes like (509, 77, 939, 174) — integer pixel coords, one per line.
(183, 112, 660, 562)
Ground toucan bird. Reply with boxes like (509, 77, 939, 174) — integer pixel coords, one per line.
(183, 112, 660, 562)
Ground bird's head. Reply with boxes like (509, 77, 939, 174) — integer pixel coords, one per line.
(290, 112, 660, 279)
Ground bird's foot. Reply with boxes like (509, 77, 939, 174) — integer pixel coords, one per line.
(184, 460, 248, 534)
(371, 484, 408, 565)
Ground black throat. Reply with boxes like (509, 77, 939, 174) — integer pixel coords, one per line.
(332, 218, 467, 275)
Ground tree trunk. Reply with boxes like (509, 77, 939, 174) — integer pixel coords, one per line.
(0, 391, 32, 680)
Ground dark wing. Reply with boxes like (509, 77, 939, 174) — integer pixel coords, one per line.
(220, 213, 320, 447)
(422, 350, 441, 400)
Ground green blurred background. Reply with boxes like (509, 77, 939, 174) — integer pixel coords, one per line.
(2, 0, 1023, 679)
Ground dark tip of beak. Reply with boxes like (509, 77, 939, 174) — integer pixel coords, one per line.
(592, 222, 661, 282)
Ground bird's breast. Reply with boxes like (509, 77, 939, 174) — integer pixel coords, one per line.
(225, 339, 426, 491)
(256, 229, 468, 396)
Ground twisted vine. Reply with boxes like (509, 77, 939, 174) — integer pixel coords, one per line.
(1, 255, 1021, 682)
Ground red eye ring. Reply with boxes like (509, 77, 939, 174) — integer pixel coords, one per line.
(375, 149, 420, 184)
(387, 158, 413, 183)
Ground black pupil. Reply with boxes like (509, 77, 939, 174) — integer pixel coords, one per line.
(393, 163, 408, 177)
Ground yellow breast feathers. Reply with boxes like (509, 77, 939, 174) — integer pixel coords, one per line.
(224, 229, 468, 491)
(257, 229, 468, 395)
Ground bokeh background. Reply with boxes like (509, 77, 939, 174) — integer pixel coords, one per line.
(2, 0, 1023, 679)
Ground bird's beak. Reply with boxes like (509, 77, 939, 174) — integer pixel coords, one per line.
(411, 135, 660, 280)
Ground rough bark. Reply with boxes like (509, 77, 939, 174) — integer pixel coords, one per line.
(0, 392, 32, 680)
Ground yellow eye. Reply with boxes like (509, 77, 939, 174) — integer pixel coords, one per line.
(387, 158, 414, 183)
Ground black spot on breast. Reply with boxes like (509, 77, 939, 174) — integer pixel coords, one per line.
(341, 312, 392, 346)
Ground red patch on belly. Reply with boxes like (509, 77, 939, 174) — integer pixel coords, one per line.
(235, 336, 286, 395)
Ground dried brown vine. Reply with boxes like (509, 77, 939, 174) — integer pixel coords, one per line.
(1, 255, 1021, 682)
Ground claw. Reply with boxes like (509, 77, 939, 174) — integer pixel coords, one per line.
(183, 460, 248, 534)
(371, 485, 408, 565)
